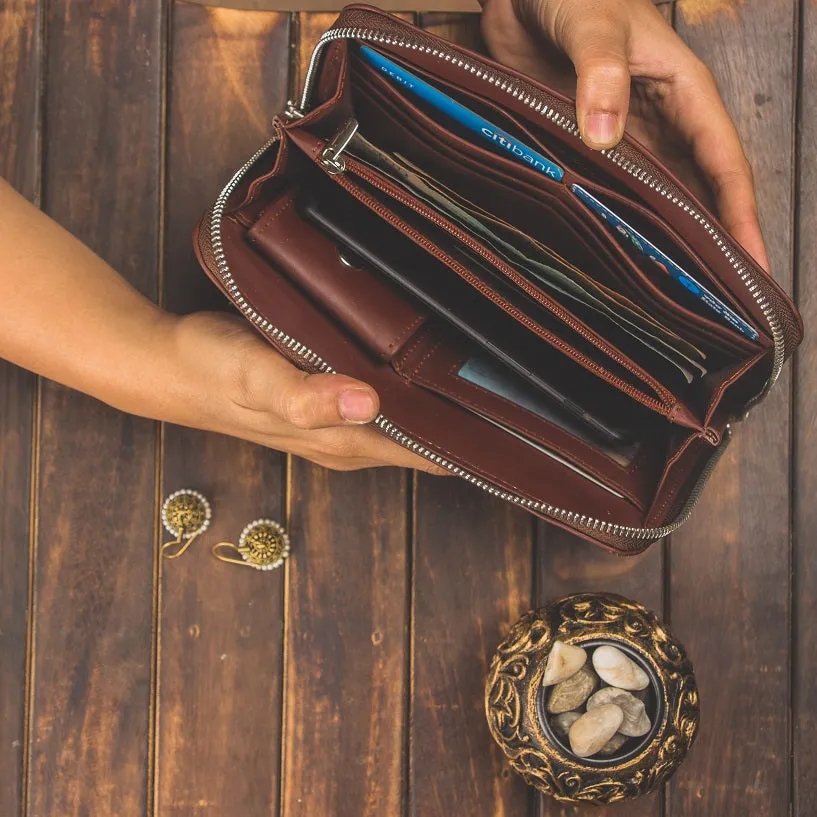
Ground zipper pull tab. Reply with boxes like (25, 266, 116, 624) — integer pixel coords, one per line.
(283, 99, 304, 121)
(321, 118, 359, 175)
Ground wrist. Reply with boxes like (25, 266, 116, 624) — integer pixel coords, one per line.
(151, 311, 255, 434)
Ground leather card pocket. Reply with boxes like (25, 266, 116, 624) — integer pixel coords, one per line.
(247, 186, 428, 362)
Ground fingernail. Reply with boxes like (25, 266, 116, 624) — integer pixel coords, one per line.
(585, 112, 619, 146)
(338, 388, 377, 423)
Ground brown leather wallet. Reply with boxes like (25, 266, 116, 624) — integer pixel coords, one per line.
(193, 4, 803, 554)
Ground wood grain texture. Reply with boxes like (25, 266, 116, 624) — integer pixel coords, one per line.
(0, 3, 41, 814)
(408, 19, 533, 817)
(25, 1, 164, 816)
(411, 478, 534, 817)
(280, 15, 411, 816)
(156, 6, 290, 817)
(669, 1, 796, 815)
(794, 2, 816, 815)
(281, 466, 409, 817)
(293, 11, 338, 95)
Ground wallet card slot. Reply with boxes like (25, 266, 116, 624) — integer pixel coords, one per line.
(395, 333, 668, 510)
(353, 69, 617, 277)
(344, 82, 710, 404)
(351, 77, 751, 364)
(245, 185, 429, 362)
(567, 177, 762, 340)
(350, 45, 646, 204)
(350, 56, 565, 194)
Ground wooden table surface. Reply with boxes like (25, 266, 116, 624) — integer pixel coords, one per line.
(0, 2, 814, 815)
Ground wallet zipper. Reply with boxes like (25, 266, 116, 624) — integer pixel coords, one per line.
(297, 26, 786, 401)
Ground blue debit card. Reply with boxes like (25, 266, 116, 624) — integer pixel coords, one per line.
(358, 45, 564, 182)
(571, 184, 759, 341)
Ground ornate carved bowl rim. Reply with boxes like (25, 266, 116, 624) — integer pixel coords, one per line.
(485, 592, 699, 805)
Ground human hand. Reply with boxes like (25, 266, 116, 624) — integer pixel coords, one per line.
(479, 0, 769, 270)
(164, 312, 445, 473)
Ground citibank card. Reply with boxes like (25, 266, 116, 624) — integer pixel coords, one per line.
(571, 184, 759, 341)
(358, 45, 564, 182)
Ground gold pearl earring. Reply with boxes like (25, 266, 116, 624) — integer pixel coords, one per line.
(212, 518, 290, 571)
(160, 489, 212, 559)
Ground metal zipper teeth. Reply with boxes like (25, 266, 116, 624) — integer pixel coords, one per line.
(203, 28, 761, 542)
(301, 26, 786, 393)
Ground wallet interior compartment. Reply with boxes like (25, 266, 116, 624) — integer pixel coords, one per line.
(348, 54, 565, 196)
(349, 60, 761, 347)
(570, 178, 762, 342)
(294, 155, 683, 415)
(394, 329, 670, 510)
(348, 43, 646, 206)
(346, 80, 755, 364)
(348, 69, 614, 274)
(336, 154, 692, 414)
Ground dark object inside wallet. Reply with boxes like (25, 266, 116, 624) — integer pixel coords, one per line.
(193, 4, 802, 553)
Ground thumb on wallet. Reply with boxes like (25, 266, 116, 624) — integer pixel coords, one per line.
(553, 5, 632, 149)
(270, 370, 380, 430)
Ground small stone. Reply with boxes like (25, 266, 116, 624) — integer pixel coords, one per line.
(591, 645, 650, 691)
(597, 731, 629, 757)
(542, 640, 587, 686)
(587, 687, 651, 737)
(568, 704, 624, 758)
(550, 710, 582, 738)
(547, 664, 599, 714)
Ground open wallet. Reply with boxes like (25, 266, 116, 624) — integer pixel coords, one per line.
(193, 4, 803, 554)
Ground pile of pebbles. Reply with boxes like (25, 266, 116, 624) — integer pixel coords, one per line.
(543, 641, 653, 759)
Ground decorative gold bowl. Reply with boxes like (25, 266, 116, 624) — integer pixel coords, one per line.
(485, 593, 699, 805)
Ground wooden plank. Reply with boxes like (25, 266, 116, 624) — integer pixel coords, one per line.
(281, 465, 410, 816)
(156, 6, 290, 817)
(407, 16, 533, 817)
(184, 0, 481, 12)
(669, 1, 796, 815)
(293, 11, 338, 96)
(794, 2, 816, 815)
(411, 478, 535, 817)
(279, 14, 411, 817)
(25, 1, 163, 815)
(0, 2, 41, 812)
